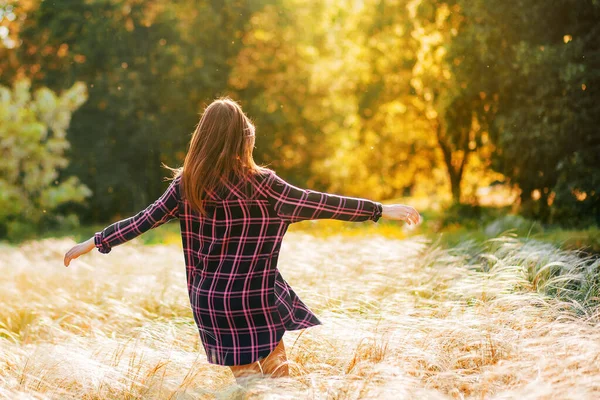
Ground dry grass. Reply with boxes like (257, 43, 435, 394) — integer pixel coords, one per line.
(0, 233, 599, 399)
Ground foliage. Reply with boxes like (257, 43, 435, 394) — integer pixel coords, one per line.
(408, 0, 495, 203)
(0, 0, 597, 227)
(450, 0, 600, 224)
(0, 78, 90, 239)
(1, 0, 273, 221)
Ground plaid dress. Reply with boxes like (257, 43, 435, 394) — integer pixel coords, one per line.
(94, 170, 383, 366)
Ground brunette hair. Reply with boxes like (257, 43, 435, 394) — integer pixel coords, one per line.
(164, 97, 270, 216)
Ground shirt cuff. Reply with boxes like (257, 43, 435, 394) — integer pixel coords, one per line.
(94, 231, 112, 254)
(371, 202, 383, 222)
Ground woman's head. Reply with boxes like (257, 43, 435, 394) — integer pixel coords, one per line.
(166, 96, 267, 215)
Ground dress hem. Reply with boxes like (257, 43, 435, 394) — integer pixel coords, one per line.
(204, 321, 322, 366)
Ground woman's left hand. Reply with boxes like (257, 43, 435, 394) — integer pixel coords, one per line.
(64, 237, 95, 267)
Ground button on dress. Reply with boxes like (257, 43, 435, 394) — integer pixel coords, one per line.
(94, 170, 383, 366)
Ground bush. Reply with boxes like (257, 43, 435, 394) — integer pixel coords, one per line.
(0, 79, 90, 240)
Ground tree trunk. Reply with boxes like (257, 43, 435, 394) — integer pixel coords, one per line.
(538, 190, 551, 222)
(435, 121, 467, 204)
(449, 170, 462, 204)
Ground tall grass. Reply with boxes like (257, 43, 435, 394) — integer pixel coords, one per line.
(0, 233, 598, 399)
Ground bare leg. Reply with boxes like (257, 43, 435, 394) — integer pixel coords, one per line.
(229, 339, 289, 385)
(259, 338, 289, 378)
(229, 361, 261, 379)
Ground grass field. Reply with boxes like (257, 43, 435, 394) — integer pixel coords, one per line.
(1, 229, 599, 399)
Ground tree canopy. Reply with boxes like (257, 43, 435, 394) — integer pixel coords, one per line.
(0, 0, 597, 235)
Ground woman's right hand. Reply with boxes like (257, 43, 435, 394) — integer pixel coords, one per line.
(381, 204, 421, 225)
(64, 237, 95, 267)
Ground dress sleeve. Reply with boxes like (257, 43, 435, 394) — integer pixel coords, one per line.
(261, 171, 383, 224)
(94, 176, 181, 254)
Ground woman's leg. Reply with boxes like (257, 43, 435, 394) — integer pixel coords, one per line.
(229, 361, 262, 383)
(259, 338, 289, 377)
(229, 339, 289, 383)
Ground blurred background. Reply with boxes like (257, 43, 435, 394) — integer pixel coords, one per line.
(0, 0, 598, 246)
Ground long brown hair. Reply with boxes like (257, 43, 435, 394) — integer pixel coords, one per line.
(164, 97, 269, 216)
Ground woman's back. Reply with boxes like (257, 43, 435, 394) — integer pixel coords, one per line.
(178, 170, 286, 278)
(178, 168, 382, 274)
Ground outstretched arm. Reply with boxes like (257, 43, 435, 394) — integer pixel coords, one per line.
(261, 172, 382, 223)
(63, 176, 181, 266)
(262, 171, 420, 225)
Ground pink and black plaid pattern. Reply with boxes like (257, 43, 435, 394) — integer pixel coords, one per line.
(94, 170, 383, 366)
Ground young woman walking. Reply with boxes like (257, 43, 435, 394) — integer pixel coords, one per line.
(63, 97, 421, 383)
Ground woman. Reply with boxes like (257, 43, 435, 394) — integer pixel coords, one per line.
(63, 97, 421, 383)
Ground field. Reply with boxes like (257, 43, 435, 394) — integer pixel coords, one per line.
(1, 229, 599, 399)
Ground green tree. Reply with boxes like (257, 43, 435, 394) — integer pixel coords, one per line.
(408, 0, 497, 204)
(2, 0, 270, 222)
(452, 0, 600, 224)
(0, 78, 90, 239)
